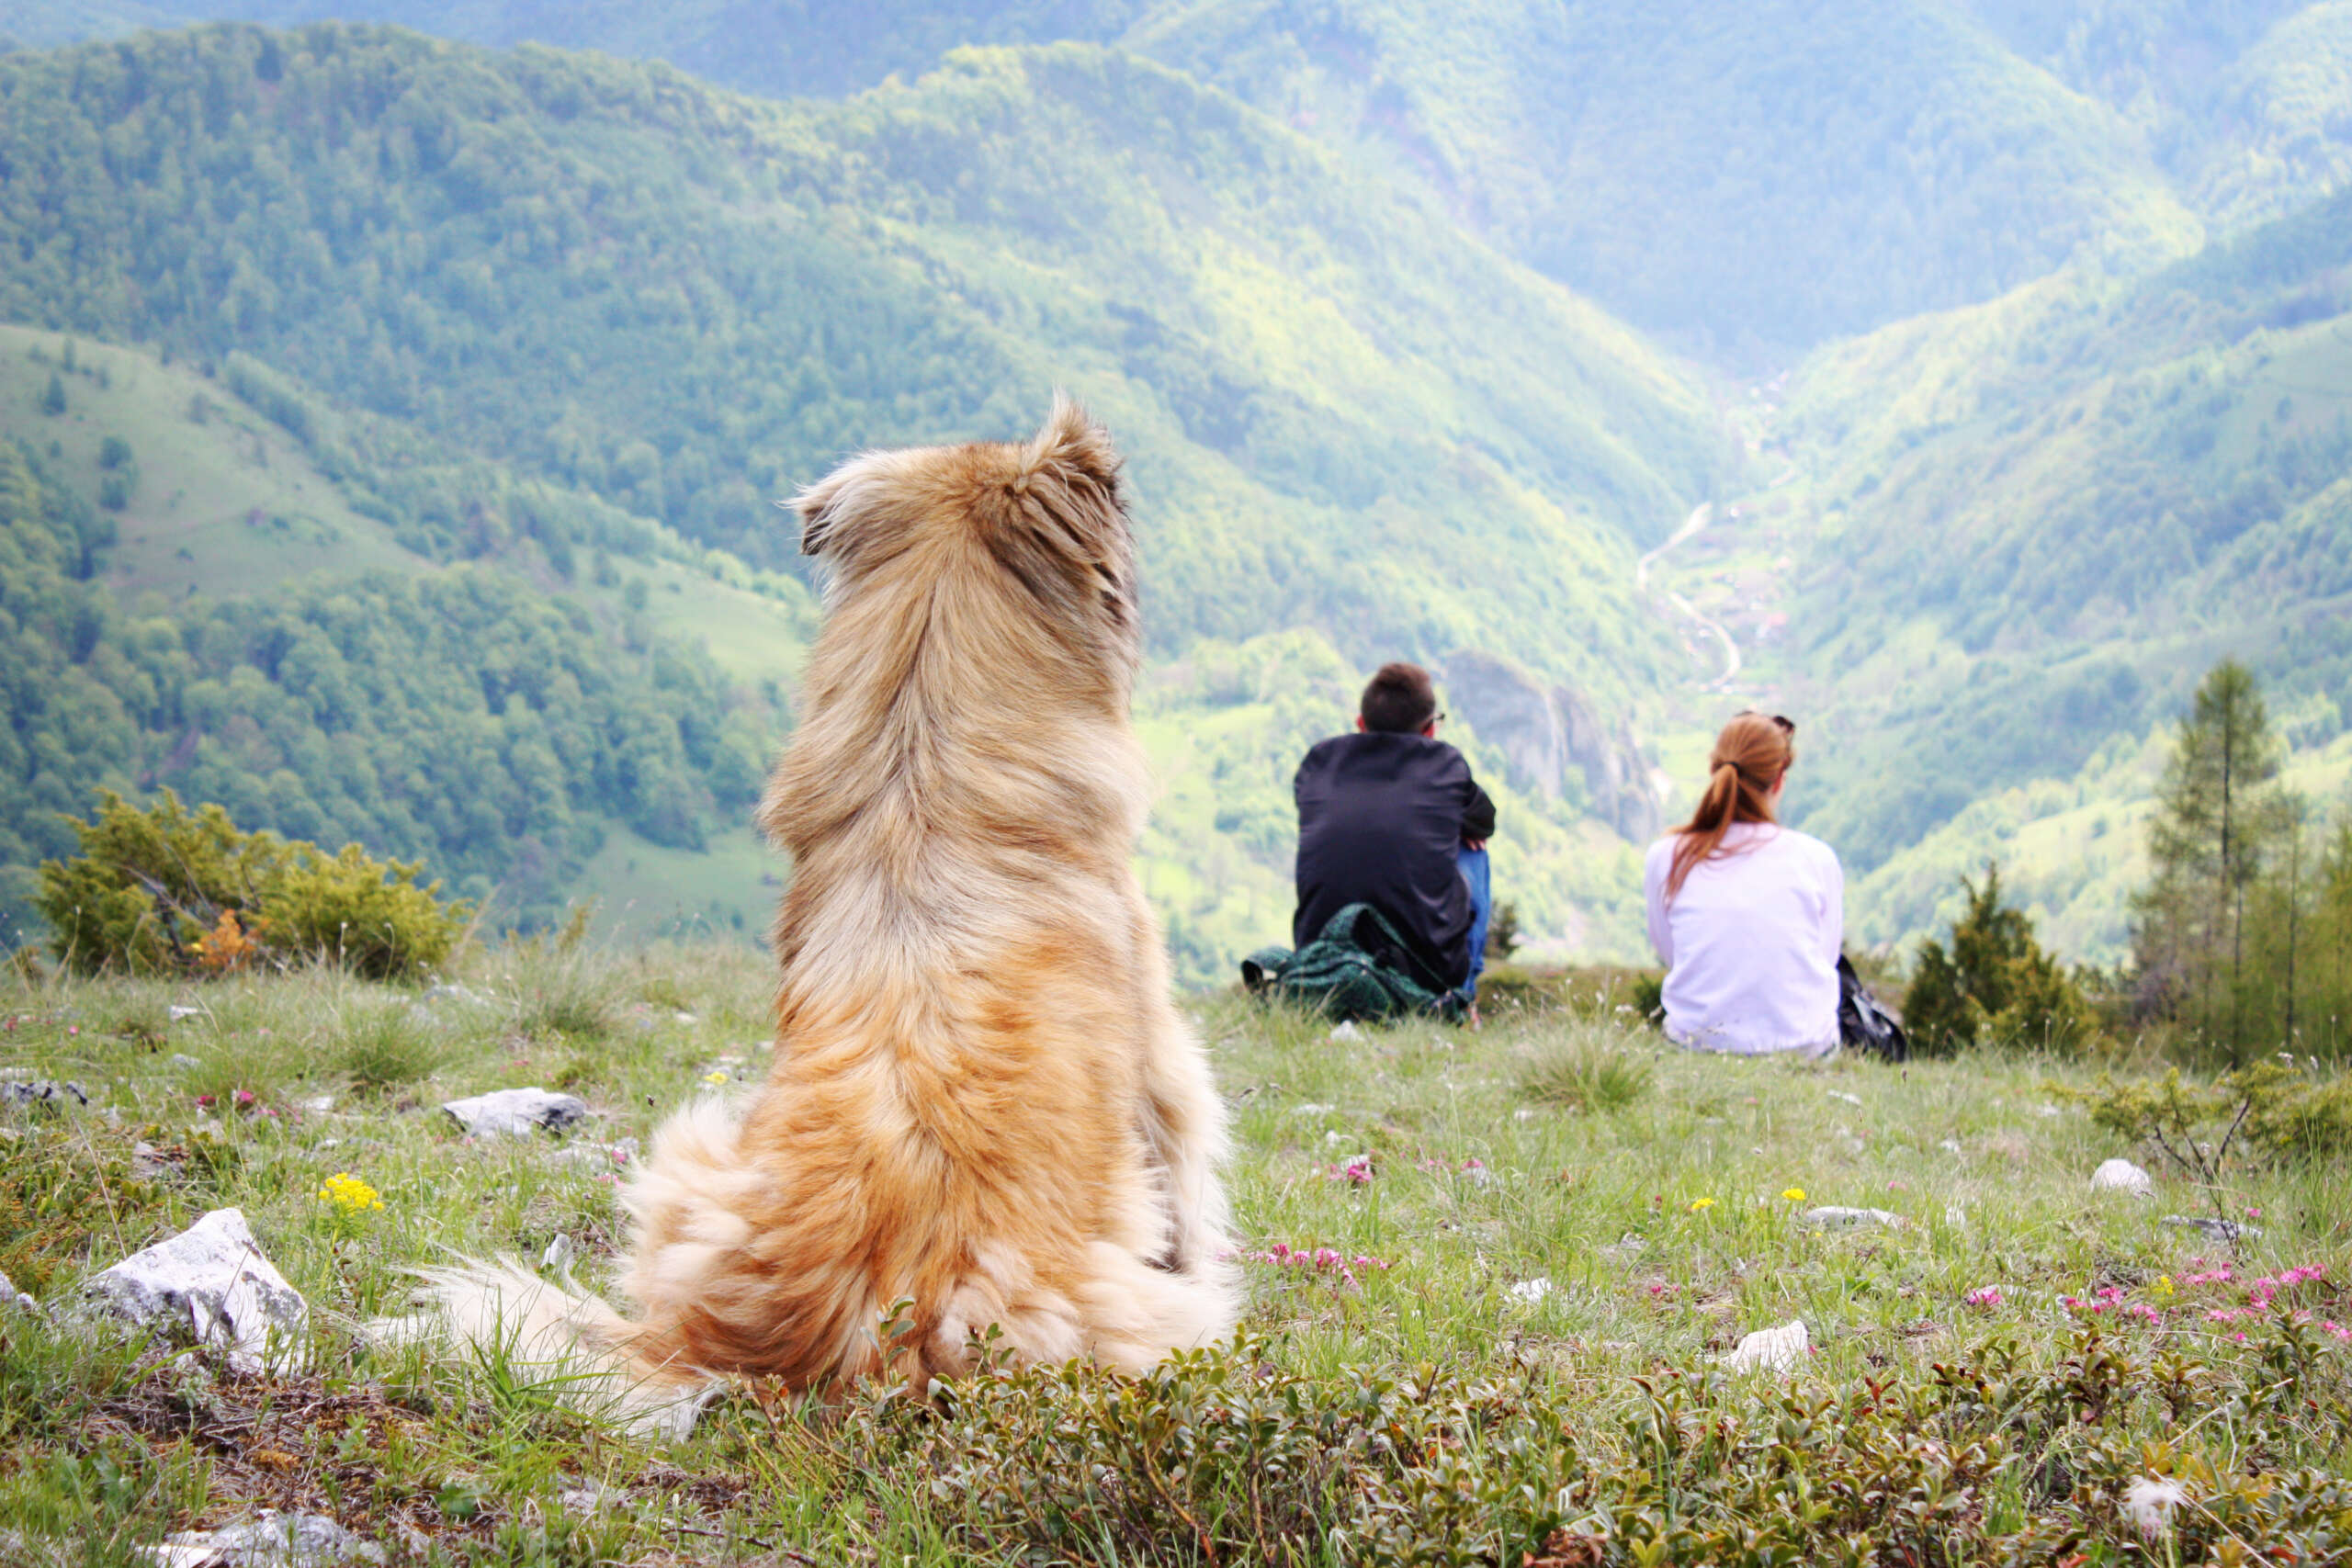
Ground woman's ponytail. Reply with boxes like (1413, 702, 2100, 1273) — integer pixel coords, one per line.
(1666, 714, 1795, 898)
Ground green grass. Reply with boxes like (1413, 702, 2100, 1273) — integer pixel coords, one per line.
(1, 947, 2346, 1561)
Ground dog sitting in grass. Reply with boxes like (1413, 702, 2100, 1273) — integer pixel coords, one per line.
(399, 399, 1239, 1433)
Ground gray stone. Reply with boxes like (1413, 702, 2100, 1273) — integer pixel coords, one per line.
(168, 1006, 203, 1022)
(1, 1079, 90, 1111)
(441, 1088, 587, 1139)
(145, 1510, 384, 1566)
(421, 983, 489, 1007)
(85, 1208, 307, 1373)
(2090, 1158, 2154, 1197)
(541, 1234, 578, 1276)
(170, 1055, 204, 1071)
(2162, 1214, 2264, 1243)
(1803, 1205, 1904, 1231)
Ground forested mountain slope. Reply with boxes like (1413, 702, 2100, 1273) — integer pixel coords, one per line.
(28, 3, 2352, 359)
(0, 324, 797, 942)
(0, 23, 1736, 971)
(1770, 184, 2352, 953)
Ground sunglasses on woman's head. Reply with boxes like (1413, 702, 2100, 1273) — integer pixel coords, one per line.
(1737, 709, 1795, 736)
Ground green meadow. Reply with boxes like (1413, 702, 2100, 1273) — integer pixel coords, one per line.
(1, 949, 2345, 1563)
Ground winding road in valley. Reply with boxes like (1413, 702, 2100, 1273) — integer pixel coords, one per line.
(1637, 502, 1742, 688)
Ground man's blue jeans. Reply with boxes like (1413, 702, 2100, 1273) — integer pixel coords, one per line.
(1458, 845, 1492, 1000)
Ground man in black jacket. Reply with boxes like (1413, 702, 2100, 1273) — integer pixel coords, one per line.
(1293, 662, 1497, 1007)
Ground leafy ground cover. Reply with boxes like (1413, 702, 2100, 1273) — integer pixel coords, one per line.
(1, 948, 2347, 1562)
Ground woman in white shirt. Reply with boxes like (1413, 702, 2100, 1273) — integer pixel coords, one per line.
(1642, 711, 1843, 1057)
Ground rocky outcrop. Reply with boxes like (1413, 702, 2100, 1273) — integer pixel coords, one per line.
(1441, 653, 1660, 841)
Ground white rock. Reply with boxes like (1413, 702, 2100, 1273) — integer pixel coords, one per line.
(1826, 1090, 1862, 1107)
(1598, 1234, 1646, 1261)
(672, 1011, 697, 1026)
(296, 1096, 335, 1114)
(131, 1142, 176, 1179)
(170, 1055, 204, 1071)
(2040, 1103, 2064, 1117)
(85, 1209, 307, 1374)
(145, 1509, 384, 1566)
(1323, 1130, 1348, 1145)
(541, 1234, 577, 1276)
(1506, 1277, 1553, 1306)
(441, 1088, 588, 1138)
(2090, 1158, 2154, 1197)
(1285, 1103, 1336, 1119)
(168, 1006, 202, 1022)
(1802, 1205, 1904, 1230)
(2161, 1214, 2263, 1242)
(422, 983, 489, 1007)
(1720, 1319, 1809, 1374)
(1938, 1138, 1963, 1156)
(1329, 1021, 1366, 1043)
(0, 1268, 37, 1314)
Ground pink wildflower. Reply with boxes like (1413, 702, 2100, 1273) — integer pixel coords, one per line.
(1964, 1286, 2003, 1309)
(1329, 1154, 1375, 1185)
(233, 1089, 256, 1108)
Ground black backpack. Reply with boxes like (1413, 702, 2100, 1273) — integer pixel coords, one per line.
(1837, 955, 1908, 1062)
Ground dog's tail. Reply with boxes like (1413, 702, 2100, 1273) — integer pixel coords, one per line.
(372, 1258, 718, 1440)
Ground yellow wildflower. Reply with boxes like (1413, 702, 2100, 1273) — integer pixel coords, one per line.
(2154, 1275, 2175, 1300)
(1689, 1198, 1716, 1213)
(318, 1172, 383, 1216)
(1781, 1187, 1806, 1202)
(703, 1070, 730, 1086)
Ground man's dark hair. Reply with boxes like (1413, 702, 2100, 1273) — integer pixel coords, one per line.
(1360, 662, 1438, 733)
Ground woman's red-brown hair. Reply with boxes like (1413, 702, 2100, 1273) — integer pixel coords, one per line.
(1665, 711, 1796, 898)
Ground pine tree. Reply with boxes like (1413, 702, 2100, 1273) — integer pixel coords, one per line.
(38, 372, 66, 416)
(2131, 659, 2288, 1061)
(1904, 863, 2097, 1054)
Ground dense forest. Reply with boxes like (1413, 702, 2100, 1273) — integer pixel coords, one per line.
(27, 1, 2352, 359)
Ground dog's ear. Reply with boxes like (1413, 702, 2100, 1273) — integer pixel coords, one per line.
(1015, 393, 1123, 504)
(792, 471, 847, 558)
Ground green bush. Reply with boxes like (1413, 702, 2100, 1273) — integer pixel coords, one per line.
(34, 790, 467, 981)
(1904, 864, 2100, 1055)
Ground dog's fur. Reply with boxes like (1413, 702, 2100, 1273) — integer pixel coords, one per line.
(395, 399, 1238, 1433)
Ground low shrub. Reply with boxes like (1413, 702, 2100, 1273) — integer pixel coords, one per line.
(2057, 1057, 2352, 1174)
(35, 790, 467, 981)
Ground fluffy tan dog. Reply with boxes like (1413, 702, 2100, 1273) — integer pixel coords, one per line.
(401, 399, 1238, 1433)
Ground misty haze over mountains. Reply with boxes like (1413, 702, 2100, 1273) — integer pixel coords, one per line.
(3, 1, 2350, 976)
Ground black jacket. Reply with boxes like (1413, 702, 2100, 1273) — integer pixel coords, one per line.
(1293, 731, 1496, 993)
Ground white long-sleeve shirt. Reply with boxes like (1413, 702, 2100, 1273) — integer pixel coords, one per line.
(1642, 821, 1843, 1057)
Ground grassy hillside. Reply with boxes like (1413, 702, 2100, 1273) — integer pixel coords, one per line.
(2, 953, 2348, 1561)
